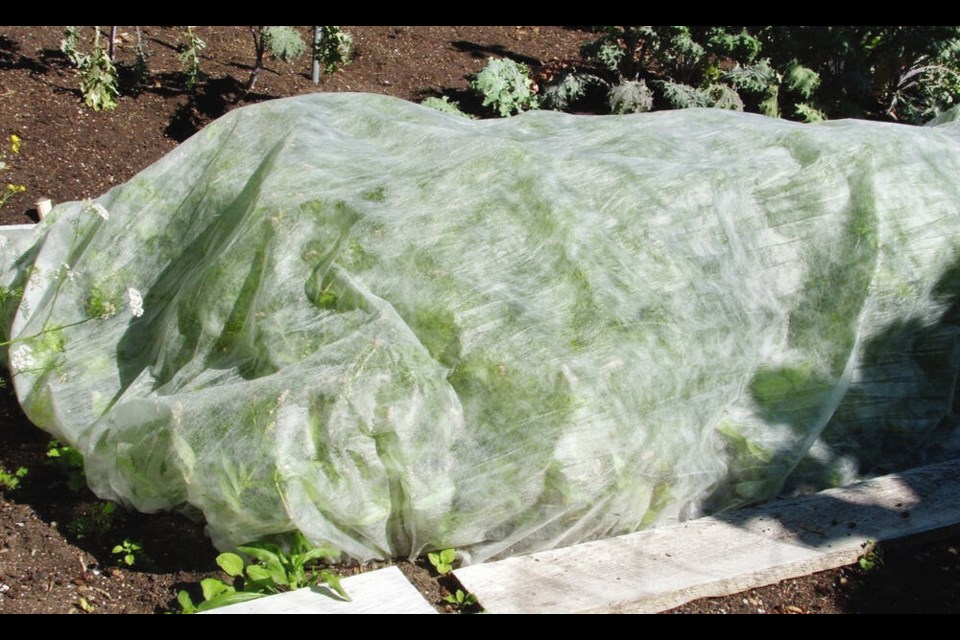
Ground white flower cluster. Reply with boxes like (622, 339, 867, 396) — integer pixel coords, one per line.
(127, 287, 144, 318)
(98, 301, 118, 319)
(10, 344, 33, 371)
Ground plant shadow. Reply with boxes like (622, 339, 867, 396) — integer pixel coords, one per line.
(451, 40, 541, 67)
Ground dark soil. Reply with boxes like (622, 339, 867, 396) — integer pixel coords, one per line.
(1, 26, 959, 614)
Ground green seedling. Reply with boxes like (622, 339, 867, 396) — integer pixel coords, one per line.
(0, 465, 27, 491)
(428, 548, 456, 575)
(177, 530, 347, 613)
(442, 588, 478, 612)
(112, 539, 143, 566)
(67, 501, 116, 540)
(77, 596, 95, 613)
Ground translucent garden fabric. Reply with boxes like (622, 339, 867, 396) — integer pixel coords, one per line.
(3, 94, 960, 563)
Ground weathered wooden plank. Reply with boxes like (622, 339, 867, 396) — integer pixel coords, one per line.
(455, 459, 960, 614)
(203, 566, 437, 614)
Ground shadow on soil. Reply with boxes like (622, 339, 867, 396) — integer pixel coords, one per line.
(698, 247, 960, 611)
(165, 75, 276, 142)
(451, 40, 542, 67)
(0, 373, 219, 576)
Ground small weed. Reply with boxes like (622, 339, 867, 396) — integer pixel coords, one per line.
(112, 539, 143, 566)
(0, 465, 27, 491)
(859, 539, 883, 571)
(66, 501, 116, 540)
(77, 596, 95, 613)
(427, 548, 456, 575)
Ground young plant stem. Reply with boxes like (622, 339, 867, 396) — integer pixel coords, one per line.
(246, 26, 266, 93)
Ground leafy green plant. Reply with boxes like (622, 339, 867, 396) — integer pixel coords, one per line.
(471, 57, 539, 117)
(0, 465, 27, 491)
(442, 588, 479, 612)
(0, 133, 25, 210)
(314, 26, 353, 75)
(46, 439, 86, 492)
(421, 96, 473, 118)
(130, 26, 150, 87)
(60, 26, 83, 66)
(607, 79, 654, 114)
(178, 26, 206, 89)
(62, 27, 120, 111)
(177, 531, 347, 613)
(112, 539, 143, 566)
(246, 26, 306, 92)
(427, 548, 456, 575)
(539, 70, 607, 111)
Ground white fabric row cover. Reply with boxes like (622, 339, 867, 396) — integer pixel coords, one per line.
(3, 93, 960, 563)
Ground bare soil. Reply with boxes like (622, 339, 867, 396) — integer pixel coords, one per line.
(1, 26, 959, 614)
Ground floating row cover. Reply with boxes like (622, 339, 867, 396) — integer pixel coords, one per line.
(3, 94, 960, 563)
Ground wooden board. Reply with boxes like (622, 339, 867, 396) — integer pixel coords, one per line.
(454, 459, 960, 614)
(203, 566, 437, 614)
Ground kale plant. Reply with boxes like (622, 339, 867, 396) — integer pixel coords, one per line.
(471, 57, 539, 117)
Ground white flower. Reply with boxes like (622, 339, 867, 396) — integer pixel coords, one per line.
(127, 287, 144, 318)
(10, 344, 34, 371)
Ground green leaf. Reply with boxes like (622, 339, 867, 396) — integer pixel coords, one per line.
(300, 545, 340, 564)
(263, 27, 305, 62)
(196, 590, 266, 612)
(320, 569, 350, 601)
(200, 577, 233, 601)
(439, 548, 456, 565)
(216, 552, 245, 577)
(244, 564, 274, 583)
(237, 543, 284, 565)
(177, 589, 198, 614)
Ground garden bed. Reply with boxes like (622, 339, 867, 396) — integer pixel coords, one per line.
(1, 26, 959, 614)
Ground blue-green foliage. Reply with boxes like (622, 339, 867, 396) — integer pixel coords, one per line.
(471, 57, 539, 117)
